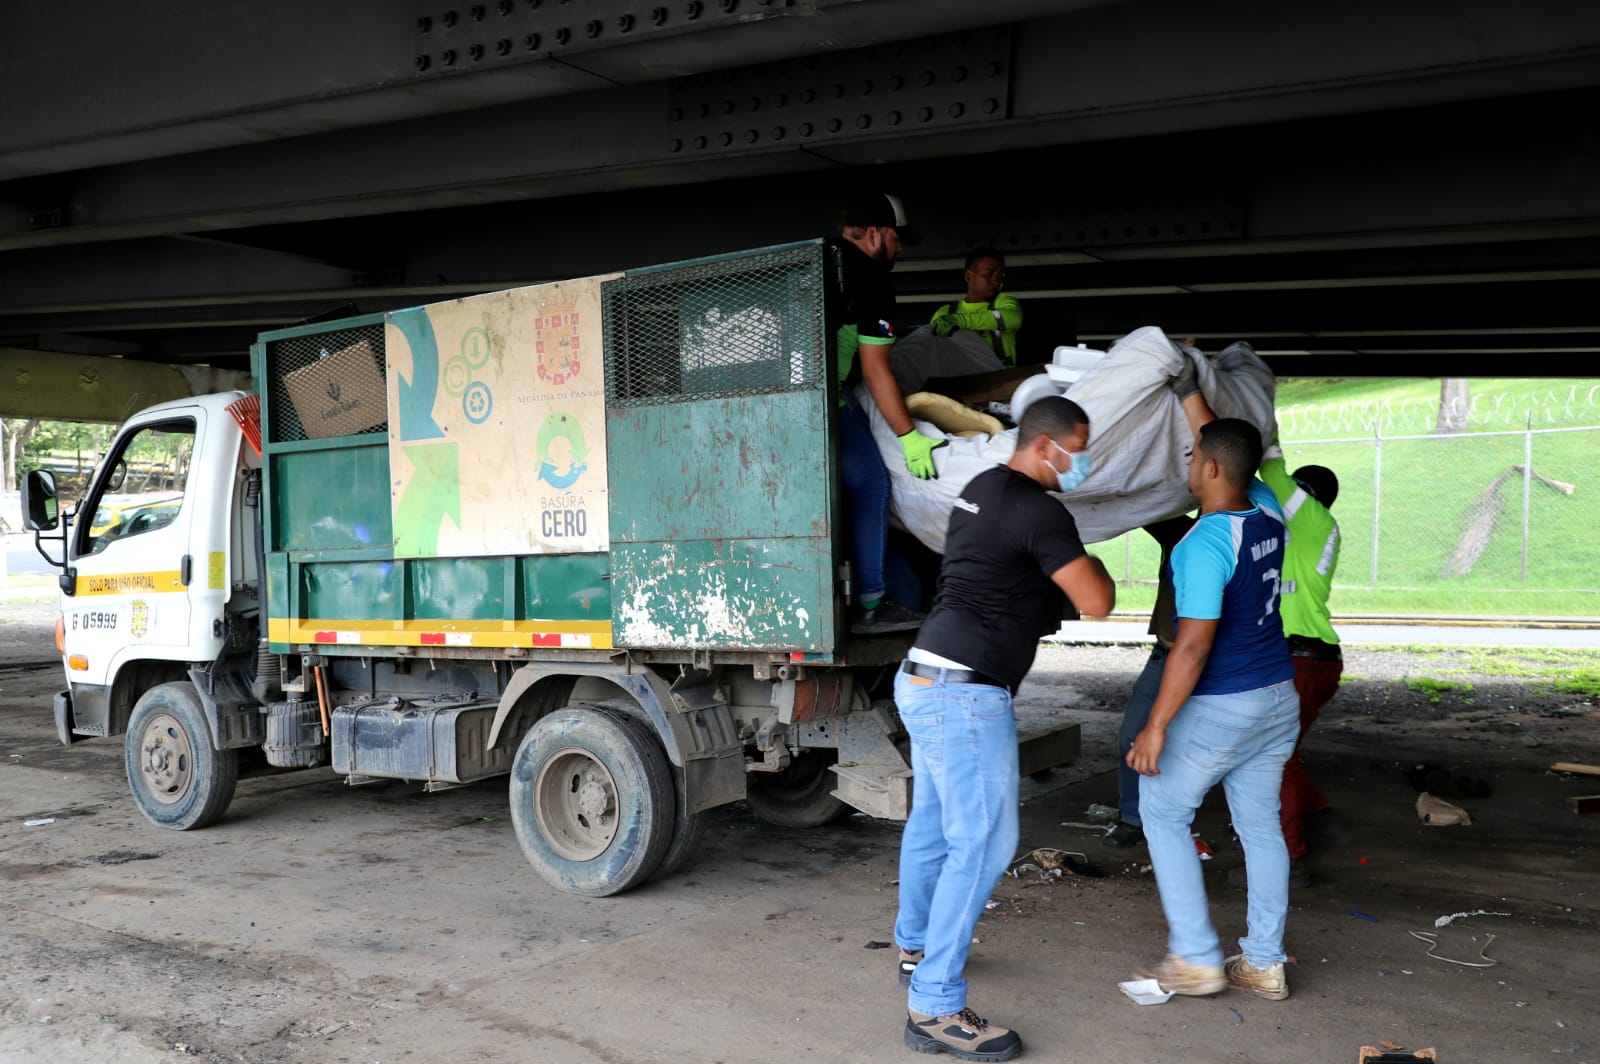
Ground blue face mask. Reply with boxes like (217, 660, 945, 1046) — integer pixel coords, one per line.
(1049, 439, 1092, 493)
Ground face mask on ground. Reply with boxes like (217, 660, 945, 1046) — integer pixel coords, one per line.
(1049, 439, 1092, 493)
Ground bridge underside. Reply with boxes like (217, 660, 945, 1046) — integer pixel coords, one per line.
(3, 0, 1599, 396)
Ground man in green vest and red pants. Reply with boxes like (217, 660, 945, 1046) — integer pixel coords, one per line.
(1232, 444, 1343, 888)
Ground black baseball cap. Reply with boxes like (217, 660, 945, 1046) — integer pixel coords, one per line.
(1292, 465, 1339, 509)
(839, 192, 922, 246)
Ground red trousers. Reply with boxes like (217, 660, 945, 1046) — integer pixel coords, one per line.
(1280, 654, 1341, 860)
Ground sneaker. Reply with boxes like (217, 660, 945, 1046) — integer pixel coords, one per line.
(1227, 858, 1311, 889)
(904, 1007, 1022, 1061)
(1135, 953, 1227, 996)
(898, 948, 923, 987)
(852, 598, 924, 635)
(1103, 821, 1144, 849)
(1224, 954, 1289, 1000)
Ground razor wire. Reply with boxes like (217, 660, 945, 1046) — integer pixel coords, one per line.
(1277, 383, 1600, 438)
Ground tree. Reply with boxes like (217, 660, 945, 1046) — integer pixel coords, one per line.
(1437, 378, 1470, 434)
(1, 417, 42, 492)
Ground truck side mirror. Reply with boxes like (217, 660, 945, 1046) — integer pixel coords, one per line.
(23, 470, 60, 531)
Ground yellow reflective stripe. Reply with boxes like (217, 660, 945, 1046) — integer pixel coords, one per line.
(76, 571, 185, 596)
(266, 617, 614, 650)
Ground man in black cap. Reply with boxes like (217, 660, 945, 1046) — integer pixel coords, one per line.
(831, 191, 947, 633)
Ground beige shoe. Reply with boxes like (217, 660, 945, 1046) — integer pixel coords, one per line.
(904, 1007, 1022, 1061)
(1135, 953, 1227, 996)
(1224, 955, 1289, 1000)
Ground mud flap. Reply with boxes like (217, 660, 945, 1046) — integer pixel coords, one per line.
(53, 689, 85, 746)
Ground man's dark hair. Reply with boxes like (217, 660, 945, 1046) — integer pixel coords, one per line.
(1016, 395, 1089, 447)
(1196, 418, 1263, 487)
(965, 246, 1005, 270)
(1292, 465, 1339, 509)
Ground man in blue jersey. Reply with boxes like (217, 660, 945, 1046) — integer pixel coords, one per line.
(1127, 395, 1302, 1002)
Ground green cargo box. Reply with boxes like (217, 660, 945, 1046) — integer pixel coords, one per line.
(255, 241, 847, 660)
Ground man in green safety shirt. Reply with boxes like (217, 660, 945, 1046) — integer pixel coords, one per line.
(830, 191, 948, 633)
(930, 247, 1022, 367)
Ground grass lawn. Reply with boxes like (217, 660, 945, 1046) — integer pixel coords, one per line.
(1090, 377, 1600, 620)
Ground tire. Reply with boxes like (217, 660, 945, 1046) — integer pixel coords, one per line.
(509, 704, 674, 897)
(591, 699, 705, 882)
(746, 750, 854, 828)
(124, 681, 239, 831)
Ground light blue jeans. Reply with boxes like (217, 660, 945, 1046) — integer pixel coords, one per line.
(1139, 679, 1300, 970)
(893, 669, 1020, 1017)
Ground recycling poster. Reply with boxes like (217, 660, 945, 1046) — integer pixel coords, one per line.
(384, 275, 617, 557)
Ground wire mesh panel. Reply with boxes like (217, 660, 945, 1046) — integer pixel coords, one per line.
(263, 323, 389, 444)
(603, 241, 829, 407)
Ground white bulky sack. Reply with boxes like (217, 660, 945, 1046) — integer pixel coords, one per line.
(858, 326, 1278, 550)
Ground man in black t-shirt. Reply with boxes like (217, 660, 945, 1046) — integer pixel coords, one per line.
(830, 192, 947, 634)
(892, 395, 1116, 1061)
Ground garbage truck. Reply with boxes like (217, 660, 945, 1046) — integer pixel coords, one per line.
(25, 240, 1080, 896)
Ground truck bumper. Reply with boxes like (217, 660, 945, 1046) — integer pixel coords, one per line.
(53, 689, 85, 746)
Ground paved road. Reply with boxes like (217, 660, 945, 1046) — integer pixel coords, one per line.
(3, 532, 54, 577)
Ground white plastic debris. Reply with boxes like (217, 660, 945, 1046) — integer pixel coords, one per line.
(1118, 978, 1174, 1006)
(23, 818, 56, 827)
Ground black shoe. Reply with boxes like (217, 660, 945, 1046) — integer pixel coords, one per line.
(852, 598, 923, 635)
(1304, 808, 1352, 850)
(1227, 858, 1311, 889)
(1103, 821, 1144, 849)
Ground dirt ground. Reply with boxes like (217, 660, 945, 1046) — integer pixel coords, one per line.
(2, 593, 1597, 1064)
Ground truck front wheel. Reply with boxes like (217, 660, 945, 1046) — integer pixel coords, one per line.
(125, 682, 239, 830)
(509, 705, 674, 897)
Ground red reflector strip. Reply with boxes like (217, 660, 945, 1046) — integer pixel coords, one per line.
(790, 652, 804, 661)
(419, 633, 446, 645)
(313, 631, 336, 643)
(531, 633, 562, 647)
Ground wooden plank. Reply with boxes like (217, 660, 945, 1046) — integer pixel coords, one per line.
(1550, 762, 1600, 777)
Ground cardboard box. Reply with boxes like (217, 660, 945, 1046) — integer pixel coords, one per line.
(282, 340, 388, 439)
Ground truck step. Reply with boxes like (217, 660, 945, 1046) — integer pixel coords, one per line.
(830, 763, 914, 821)
(1017, 723, 1082, 779)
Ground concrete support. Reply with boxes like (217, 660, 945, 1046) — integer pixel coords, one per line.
(0, 347, 247, 421)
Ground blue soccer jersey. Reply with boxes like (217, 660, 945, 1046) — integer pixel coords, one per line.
(1172, 480, 1295, 696)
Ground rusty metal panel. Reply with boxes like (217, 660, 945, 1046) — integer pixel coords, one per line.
(609, 536, 834, 651)
(603, 241, 839, 651)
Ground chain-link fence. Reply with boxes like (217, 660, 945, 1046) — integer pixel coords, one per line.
(1100, 417, 1600, 619)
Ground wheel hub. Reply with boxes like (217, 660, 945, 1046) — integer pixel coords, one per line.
(534, 747, 621, 862)
(138, 712, 192, 805)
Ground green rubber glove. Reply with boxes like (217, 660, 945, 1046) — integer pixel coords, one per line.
(898, 429, 948, 480)
(930, 315, 957, 337)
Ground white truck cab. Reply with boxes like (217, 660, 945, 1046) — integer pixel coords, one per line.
(31, 392, 256, 746)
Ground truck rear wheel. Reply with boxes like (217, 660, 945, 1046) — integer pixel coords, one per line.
(746, 750, 853, 828)
(125, 682, 239, 831)
(509, 705, 674, 897)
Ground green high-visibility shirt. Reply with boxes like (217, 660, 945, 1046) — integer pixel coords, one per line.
(930, 292, 1022, 366)
(1259, 451, 1341, 645)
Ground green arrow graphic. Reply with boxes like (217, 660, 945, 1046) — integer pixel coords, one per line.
(393, 441, 461, 557)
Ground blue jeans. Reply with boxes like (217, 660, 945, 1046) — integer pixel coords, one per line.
(838, 397, 890, 604)
(893, 669, 1020, 1017)
(1116, 643, 1169, 826)
(1139, 679, 1300, 969)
